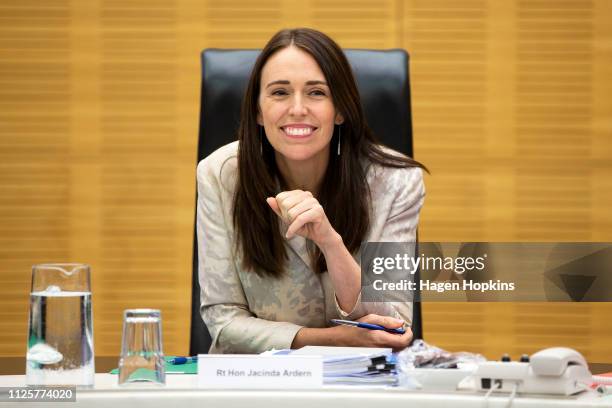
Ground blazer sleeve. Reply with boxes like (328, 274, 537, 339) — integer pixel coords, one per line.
(334, 166, 425, 324)
(197, 157, 302, 354)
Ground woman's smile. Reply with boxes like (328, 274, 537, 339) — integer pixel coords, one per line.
(280, 124, 318, 139)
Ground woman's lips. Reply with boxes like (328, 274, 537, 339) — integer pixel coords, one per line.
(281, 126, 317, 138)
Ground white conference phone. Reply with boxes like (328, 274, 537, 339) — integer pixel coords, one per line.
(473, 347, 593, 395)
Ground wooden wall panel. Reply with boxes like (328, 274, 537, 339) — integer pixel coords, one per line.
(0, 0, 72, 355)
(408, 0, 612, 362)
(401, 0, 490, 359)
(515, 0, 593, 241)
(0, 0, 610, 362)
(96, 0, 187, 354)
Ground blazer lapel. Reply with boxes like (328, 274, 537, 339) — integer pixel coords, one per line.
(280, 220, 311, 268)
(286, 235, 312, 268)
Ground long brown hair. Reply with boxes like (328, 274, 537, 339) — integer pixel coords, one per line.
(233, 27, 426, 277)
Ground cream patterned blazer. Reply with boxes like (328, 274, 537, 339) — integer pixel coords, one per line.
(197, 141, 425, 353)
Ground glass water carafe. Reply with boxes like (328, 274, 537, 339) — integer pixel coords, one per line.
(26, 263, 94, 386)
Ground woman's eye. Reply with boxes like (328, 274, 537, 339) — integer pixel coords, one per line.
(271, 89, 288, 96)
(309, 89, 326, 96)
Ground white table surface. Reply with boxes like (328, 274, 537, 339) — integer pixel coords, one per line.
(1, 374, 611, 407)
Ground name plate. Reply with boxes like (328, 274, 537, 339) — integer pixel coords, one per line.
(197, 355, 323, 389)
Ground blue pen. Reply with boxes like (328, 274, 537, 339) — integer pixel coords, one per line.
(169, 356, 198, 365)
(330, 319, 406, 335)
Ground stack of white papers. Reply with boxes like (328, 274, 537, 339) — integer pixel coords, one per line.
(289, 346, 398, 386)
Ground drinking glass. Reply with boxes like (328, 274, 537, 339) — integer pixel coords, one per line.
(118, 309, 165, 385)
(26, 263, 95, 386)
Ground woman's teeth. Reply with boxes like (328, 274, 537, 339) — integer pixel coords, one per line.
(283, 127, 314, 136)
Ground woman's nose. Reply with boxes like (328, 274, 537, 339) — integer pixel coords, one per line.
(288, 94, 308, 116)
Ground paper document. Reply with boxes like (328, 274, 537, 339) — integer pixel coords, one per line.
(287, 346, 397, 385)
(292, 346, 391, 359)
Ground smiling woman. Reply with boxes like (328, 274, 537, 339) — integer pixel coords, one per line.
(196, 28, 427, 354)
(258, 45, 342, 169)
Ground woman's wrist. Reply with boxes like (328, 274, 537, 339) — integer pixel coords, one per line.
(316, 229, 360, 313)
(291, 326, 342, 349)
(317, 229, 343, 253)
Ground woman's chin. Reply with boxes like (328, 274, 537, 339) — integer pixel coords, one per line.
(276, 146, 327, 163)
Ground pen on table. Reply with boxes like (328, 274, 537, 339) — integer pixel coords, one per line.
(330, 319, 406, 335)
(169, 356, 198, 365)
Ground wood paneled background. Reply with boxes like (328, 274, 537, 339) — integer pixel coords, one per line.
(1, 0, 610, 361)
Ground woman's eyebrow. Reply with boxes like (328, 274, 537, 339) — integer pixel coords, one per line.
(305, 80, 328, 86)
(265, 80, 289, 88)
(265, 79, 328, 88)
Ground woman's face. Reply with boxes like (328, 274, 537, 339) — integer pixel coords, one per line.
(257, 45, 343, 164)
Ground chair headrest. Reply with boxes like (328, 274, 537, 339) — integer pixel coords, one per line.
(198, 49, 413, 161)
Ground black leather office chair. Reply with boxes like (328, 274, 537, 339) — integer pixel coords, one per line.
(190, 49, 422, 355)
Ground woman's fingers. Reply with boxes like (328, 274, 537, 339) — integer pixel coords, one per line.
(272, 190, 318, 225)
(332, 323, 413, 351)
(286, 206, 323, 238)
(367, 326, 413, 351)
(401, 326, 414, 342)
(287, 197, 319, 222)
(357, 315, 412, 351)
(277, 190, 312, 218)
(270, 190, 334, 243)
(266, 197, 282, 218)
(358, 313, 405, 329)
(396, 330, 414, 351)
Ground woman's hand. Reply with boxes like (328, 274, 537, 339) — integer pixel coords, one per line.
(340, 314, 413, 351)
(291, 314, 413, 352)
(267, 190, 340, 249)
